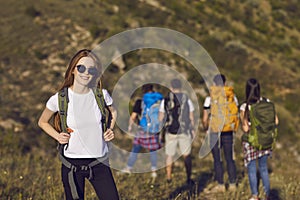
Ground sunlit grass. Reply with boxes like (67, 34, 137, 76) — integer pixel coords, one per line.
(1, 129, 299, 199)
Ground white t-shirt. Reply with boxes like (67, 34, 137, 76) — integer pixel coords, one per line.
(159, 96, 195, 113)
(46, 88, 113, 158)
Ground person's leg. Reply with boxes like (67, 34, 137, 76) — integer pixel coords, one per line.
(178, 134, 193, 182)
(183, 154, 192, 182)
(61, 164, 86, 200)
(166, 155, 173, 181)
(258, 155, 270, 197)
(247, 159, 259, 197)
(127, 144, 142, 169)
(149, 149, 157, 171)
(165, 133, 177, 181)
(210, 134, 224, 184)
(222, 134, 237, 184)
(90, 162, 119, 200)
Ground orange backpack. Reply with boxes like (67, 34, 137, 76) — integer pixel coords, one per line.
(209, 86, 239, 132)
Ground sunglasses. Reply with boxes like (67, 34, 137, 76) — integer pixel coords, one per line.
(76, 65, 98, 76)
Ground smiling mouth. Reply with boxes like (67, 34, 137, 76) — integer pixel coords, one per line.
(79, 75, 90, 80)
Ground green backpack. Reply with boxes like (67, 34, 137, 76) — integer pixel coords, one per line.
(244, 98, 278, 150)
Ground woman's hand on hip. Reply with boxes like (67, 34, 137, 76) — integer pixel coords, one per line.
(57, 132, 70, 144)
(104, 128, 114, 141)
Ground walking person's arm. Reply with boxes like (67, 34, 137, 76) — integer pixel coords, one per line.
(128, 112, 138, 133)
(239, 109, 249, 133)
(202, 109, 209, 131)
(189, 111, 195, 138)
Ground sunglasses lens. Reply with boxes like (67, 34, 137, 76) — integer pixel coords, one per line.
(88, 68, 98, 75)
(77, 65, 86, 73)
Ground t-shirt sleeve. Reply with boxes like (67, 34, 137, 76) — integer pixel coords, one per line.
(188, 99, 195, 112)
(102, 89, 113, 106)
(46, 93, 59, 112)
(240, 103, 247, 111)
(234, 96, 239, 106)
(203, 96, 211, 110)
(132, 99, 142, 114)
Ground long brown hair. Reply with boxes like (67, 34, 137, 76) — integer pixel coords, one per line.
(54, 49, 103, 131)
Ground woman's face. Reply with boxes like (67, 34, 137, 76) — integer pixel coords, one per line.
(73, 56, 98, 87)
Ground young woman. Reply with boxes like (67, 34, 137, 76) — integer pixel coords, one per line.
(240, 78, 279, 200)
(38, 49, 119, 200)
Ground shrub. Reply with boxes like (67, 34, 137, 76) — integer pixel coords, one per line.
(34, 51, 48, 60)
(89, 25, 108, 39)
(272, 9, 287, 24)
(25, 6, 41, 18)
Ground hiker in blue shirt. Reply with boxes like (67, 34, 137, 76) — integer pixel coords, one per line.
(122, 84, 163, 178)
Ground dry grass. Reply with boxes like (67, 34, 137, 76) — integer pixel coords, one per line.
(1, 129, 300, 200)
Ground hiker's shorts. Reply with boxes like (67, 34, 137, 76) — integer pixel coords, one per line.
(165, 133, 192, 156)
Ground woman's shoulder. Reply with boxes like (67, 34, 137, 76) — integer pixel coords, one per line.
(46, 92, 59, 112)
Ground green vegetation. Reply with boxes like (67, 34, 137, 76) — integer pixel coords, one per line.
(1, 0, 300, 199)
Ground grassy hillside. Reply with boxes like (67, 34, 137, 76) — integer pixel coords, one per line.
(1, 0, 300, 199)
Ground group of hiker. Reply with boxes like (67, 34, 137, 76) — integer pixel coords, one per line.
(122, 79, 195, 186)
(38, 49, 279, 200)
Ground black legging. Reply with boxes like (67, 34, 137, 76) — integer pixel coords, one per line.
(61, 158, 119, 200)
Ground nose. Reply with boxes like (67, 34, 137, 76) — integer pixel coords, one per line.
(83, 69, 89, 75)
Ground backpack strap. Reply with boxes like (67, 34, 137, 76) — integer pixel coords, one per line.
(58, 87, 69, 133)
(178, 93, 188, 132)
(164, 92, 174, 127)
(58, 87, 69, 154)
(92, 87, 107, 132)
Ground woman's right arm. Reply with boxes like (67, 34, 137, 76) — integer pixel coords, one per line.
(128, 112, 137, 132)
(38, 108, 70, 144)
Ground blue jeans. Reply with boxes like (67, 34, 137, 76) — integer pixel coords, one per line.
(210, 132, 237, 184)
(247, 155, 270, 196)
(127, 144, 157, 170)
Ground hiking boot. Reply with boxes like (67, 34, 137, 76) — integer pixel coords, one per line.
(249, 195, 259, 200)
(262, 196, 270, 200)
(167, 179, 172, 184)
(228, 183, 237, 192)
(186, 179, 195, 186)
(210, 184, 226, 193)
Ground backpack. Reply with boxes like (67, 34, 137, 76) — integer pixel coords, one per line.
(164, 92, 190, 134)
(139, 92, 163, 134)
(245, 98, 278, 150)
(56, 87, 108, 199)
(210, 86, 239, 133)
